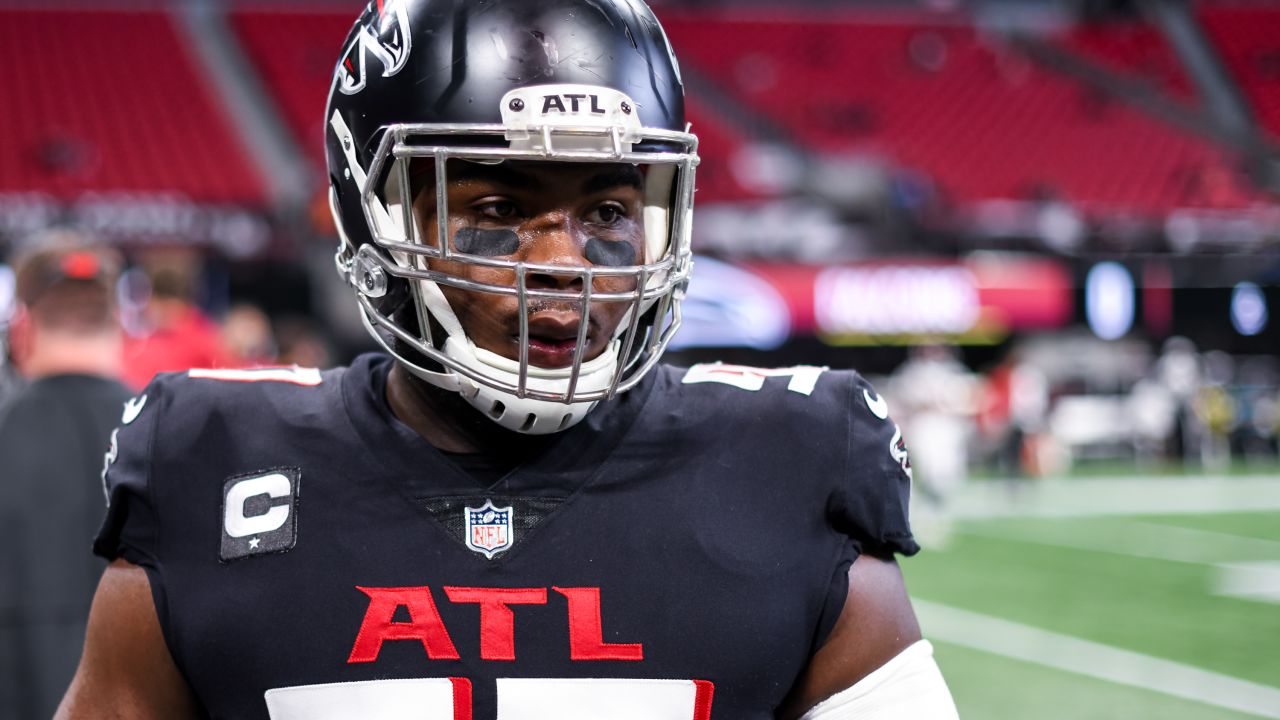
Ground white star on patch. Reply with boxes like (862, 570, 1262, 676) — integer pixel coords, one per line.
(249, 537, 261, 550)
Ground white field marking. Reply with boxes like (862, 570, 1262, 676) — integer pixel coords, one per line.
(962, 517, 1280, 565)
(915, 600, 1280, 719)
(1215, 561, 1280, 604)
(961, 517, 1280, 604)
(952, 476, 1280, 520)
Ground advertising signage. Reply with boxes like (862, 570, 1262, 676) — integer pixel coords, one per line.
(744, 256, 1074, 345)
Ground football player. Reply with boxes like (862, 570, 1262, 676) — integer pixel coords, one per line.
(58, 1, 958, 718)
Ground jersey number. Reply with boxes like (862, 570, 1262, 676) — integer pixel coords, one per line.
(682, 363, 825, 396)
(265, 677, 715, 719)
(188, 366, 322, 385)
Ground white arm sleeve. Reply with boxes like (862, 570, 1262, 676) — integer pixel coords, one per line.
(800, 640, 959, 719)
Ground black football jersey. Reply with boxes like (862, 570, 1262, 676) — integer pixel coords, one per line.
(96, 354, 917, 720)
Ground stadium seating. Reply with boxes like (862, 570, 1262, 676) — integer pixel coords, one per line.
(1197, 4, 1280, 142)
(21, 6, 1254, 216)
(229, 8, 353, 173)
(683, 99, 769, 203)
(230, 7, 764, 204)
(1056, 19, 1195, 101)
(661, 10, 1257, 214)
(0, 8, 266, 205)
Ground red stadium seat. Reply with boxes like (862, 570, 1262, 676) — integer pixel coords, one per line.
(1198, 5, 1280, 143)
(661, 9, 1259, 215)
(229, 8, 354, 172)
(1056, 20, 1195, 101)
(0, 9, 266, 205)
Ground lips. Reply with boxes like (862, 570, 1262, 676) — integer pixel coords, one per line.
(526, 337, 579, 368)
(517, 312, 588, 368)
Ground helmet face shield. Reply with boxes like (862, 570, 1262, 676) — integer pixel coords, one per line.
(336, 110, 698, 407)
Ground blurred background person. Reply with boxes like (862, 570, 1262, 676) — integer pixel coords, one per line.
(0, 237, 131, 720)
(0, 263, 22, 410)
(1195, 349, 1239, 472)
(1126, 372, 1179, 468)
(891, 343, 979, 544)
(120, 247, 239, 390)
(272, 315, 332, 369)
(220, 302, 277, 367)
(978, 345, 1051, 480)
(1155, 335, 1206, 466)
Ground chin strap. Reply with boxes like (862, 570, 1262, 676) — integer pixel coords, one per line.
(437, 335, 620, 435)
(357, 299, 466, 393)
(358, 287, 619, 436)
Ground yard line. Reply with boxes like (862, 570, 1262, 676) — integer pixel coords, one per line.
(952, 477, 1280, 519)
(963, 518, 1280, 565)
(960, 517, 1280, 604)
(915, 600, 1280, 719)
(1216, 561, 1280, 604)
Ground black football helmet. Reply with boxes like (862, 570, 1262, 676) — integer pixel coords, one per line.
(326, 0, 698, 434)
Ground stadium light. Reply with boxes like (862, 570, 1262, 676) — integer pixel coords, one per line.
(1085, 262, 1134, 341)
(1230, 282, 1268, 336)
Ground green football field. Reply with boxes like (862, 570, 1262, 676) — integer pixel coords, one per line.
(900, 475, 1280, 719)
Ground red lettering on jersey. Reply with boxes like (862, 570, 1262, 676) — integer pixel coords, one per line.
(553, 586, 644, 661)
(443, 587, 548, 661)
(693, 680, 715, 720)
(348, 586, 460, 663)
(450, 677, 473, 720)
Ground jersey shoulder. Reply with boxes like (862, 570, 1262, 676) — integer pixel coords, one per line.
(646, 362, 883, 466)
(101, 363, 355, 502)
(150, 364, 350, 441)
(652, 362, 918, 557)
(94, 362, 359, 564)
(654, 361, 880, 433)
(661, 361, 847, 412)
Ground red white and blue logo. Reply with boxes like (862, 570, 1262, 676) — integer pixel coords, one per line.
(464, 500, 513, 559)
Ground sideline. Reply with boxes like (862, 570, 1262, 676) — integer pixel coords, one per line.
(915, 600, 1280, 719)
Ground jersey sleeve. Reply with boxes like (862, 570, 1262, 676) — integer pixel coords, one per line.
(93, 377, 165, 570)
(830, 372, 919, 558)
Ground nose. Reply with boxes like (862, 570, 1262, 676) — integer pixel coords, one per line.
(520, 213, 587, 292)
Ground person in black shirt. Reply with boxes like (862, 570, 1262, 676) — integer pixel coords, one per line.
(0, 239, 131, 720)
(60, 1, 958, 718)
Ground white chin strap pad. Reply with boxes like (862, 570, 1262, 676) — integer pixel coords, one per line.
(439, 335, 620, 435)
(799, 640, 959, 720)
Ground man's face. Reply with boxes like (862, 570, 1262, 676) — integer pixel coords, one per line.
(412, 160, 647, 370)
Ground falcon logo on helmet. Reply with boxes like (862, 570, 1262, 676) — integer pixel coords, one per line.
(337, 0, 413, 96)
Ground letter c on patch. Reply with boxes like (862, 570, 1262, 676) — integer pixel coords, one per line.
(224, 473, 292, 538)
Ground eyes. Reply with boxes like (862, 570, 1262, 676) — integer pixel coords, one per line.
(474, 199, 519, 222)
(471, 198, 631, 228)
(590, 203, 626, 225)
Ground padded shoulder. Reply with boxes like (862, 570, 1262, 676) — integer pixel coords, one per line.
(670, 362, 848, 427)
(94, 365, 349, 565)
(660, 363, 918, 557)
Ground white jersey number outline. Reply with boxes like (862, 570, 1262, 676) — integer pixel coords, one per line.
(265, 677, 714, 719)
(681, 363, 825, 396)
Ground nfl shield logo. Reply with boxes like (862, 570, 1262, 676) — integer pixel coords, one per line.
(464, 500, 514, 559)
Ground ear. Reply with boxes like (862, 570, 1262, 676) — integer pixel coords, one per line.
(7, 305, 33, 372)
